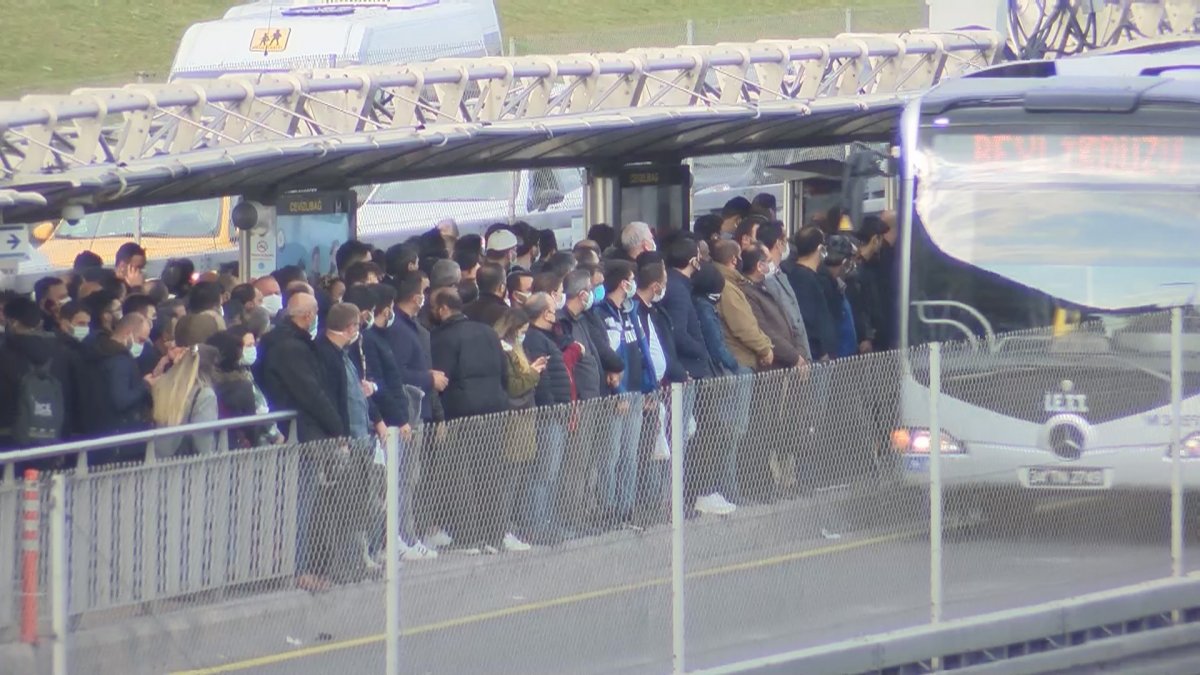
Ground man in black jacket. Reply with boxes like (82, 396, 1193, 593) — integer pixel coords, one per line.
(429, 287, 509, 553)
(783, 227, 838, 362)
(0, 298, 73, 465)
(463, 262, 509, 328)
(661, 236, 714, 380)
(257, 291, 346, 590)
(523, 292, 573, 542)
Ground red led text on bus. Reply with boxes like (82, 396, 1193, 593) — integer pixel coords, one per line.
(971, 134, 1185, 172)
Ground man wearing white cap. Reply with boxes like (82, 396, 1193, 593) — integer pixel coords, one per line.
(484, 228, 519, 272)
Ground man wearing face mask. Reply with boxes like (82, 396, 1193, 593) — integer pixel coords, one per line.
(464, 263, 509, 327)
(80, 312, 155, 462)
(739, 244, 804, 369)
(259, 292, 343, 444)
(350, 284, 411, 438)
(756, 221, 812, 363)
(711, 240, 774, 372)
(255, 275, 285, 323)
(661, 235, 714, 381)
(782, 227, 838, 362)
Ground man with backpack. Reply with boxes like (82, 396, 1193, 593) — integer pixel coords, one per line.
(0, 298, 71, 463)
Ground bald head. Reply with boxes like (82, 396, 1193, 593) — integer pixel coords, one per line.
(712, 240, 741, 266)
(286, 292, 319, 334)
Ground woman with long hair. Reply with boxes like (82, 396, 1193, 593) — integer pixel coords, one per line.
(207, 328, 281, 448)
(151, 344, 220, 458)
(492, 308, 547, 552)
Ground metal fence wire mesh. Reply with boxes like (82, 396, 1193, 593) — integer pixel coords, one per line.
(4, 307, 1200, 674)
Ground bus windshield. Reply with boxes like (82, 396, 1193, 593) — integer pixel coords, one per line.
(915, 128, 1200, 314)
(56, 199, 223, 239)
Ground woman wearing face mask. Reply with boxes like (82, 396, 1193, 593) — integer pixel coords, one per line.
(151, 344, 220, 459)
(493, 308, 544, 552)
(207, 329, 280, 448)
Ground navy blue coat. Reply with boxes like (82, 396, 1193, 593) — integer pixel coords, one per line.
(783, 260, 838, 361)
(81, 334, 151, 437)
(364, 325, 410, 428)
(661, 269, 714, 380)
(386, 310, 438, 422)
(523, 326, 572, 407)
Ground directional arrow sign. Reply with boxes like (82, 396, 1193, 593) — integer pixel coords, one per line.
(0, 226, 32, 271)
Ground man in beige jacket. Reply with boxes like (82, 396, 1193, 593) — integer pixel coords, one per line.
(711, 240, 773, 371)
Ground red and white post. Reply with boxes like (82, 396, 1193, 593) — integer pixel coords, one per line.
(20, 468, 40, 645)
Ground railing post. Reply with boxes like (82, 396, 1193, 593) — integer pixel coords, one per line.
(929, 343, 943, 626)
(20, 469, 39, 645)
(385, 427, 402, 675)
(670, 383, 686, 675)
(50, 474, 67, 675)
(1171, 308, 1184, 579)
(686, 19, 696, 45)
(845, 7, 854, 33)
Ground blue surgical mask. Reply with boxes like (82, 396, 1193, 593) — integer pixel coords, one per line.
(129, 341, 145, 359)
(582, 290, 595, 311)
(241, 345, 258, 367)
(592, 286, 605, 305)
(71, 326, 89, 341)
(308, 318, 319, 341)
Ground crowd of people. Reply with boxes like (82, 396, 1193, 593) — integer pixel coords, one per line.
(0, 193, 898, 589)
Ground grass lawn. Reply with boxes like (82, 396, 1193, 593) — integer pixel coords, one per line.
(1, 0, 920, 97)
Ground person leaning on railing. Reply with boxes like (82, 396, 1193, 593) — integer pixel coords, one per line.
(206, 328, 281, 448)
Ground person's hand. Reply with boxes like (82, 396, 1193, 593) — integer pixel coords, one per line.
(375, 421, 389, 442)
(615, 399, 631, 414)
(858, 340, 873, 354)
(152, 356, 172, 377)
(531, 356, 549, 374)
(360, 380, 377, 398)
(397, 424, 413, 442)
(143, 373, 159, 387)
(431, 370, 449, 392)
(126, 267, 145, 290)
(757, 349, 774, 369)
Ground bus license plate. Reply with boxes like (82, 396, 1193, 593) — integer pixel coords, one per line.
(1020, 466, 1111, 489)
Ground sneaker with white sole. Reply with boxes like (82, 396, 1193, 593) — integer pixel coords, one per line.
(695, 493, 736, 516)
(482, 544, 500, 555)
(502, 532, 532, 552)
(710, 493, 737, 512)
(426, 528, 453, 549)
(400, 541, 438, 561)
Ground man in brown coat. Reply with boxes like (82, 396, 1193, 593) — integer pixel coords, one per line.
(739, 243, 805, 370)
(711, 241, 773, 371)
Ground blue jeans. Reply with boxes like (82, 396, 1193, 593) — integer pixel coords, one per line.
(600, 394, 643, 518)
(526, 418, 567, 535)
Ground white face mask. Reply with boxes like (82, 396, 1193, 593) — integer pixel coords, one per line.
(261, 294, 283, 315)
(517, 332, 526, 345)
(308, 317, 319, 340)
(241, 345, 258, 367)
(71, 325, 89, 341)
(706, 293, 721, 303)
(555, 293, 566, 311)
(581, 290, 595, 311)
(385, 309, 396, 329)
(767, 262, 779, 277)
(652, 286, 666, 304)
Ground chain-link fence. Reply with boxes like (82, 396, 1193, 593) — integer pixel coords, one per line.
(4, 311, 1199, 673)
(510, 3, 929, 55)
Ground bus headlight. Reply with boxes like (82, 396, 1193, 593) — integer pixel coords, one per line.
(1170, 432, 1200, 459)
(891, 427, 966, 455)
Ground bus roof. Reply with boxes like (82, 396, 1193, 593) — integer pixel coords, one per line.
(922, 41, 1200, 112)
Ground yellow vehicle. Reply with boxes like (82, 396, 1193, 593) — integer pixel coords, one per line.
(31, 197, 238, 270)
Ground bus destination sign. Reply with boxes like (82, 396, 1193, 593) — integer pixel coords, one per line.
(969, 134, 1187, 172)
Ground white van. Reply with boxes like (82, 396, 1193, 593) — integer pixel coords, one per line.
(171, 0, 502, 78)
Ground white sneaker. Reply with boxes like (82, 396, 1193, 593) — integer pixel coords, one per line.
(426, 528, 453, 549)
(710, 493, 737, 512)
(695, 493, 736, 516)
(503, 532, 532, 552)
(400, 540, 438, 561)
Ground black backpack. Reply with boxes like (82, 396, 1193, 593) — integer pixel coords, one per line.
(13, 363, 65, 447)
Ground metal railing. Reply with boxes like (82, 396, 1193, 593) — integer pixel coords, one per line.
(3, 310, 1198, 673)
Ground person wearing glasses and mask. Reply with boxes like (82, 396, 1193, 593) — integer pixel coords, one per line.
(782, 226, 837, 363)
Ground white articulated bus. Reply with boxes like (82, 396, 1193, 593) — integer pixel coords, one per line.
(891, 42, 1200, 500)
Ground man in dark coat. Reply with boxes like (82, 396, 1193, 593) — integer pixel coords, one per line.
(428, 287, 509, 553)
(523, 292, 574, 541)
(258, 292, 343, 444)
(462, 262, 509, 328)
(257, 291, 346, 590)
(661, 236, 714, 380)
(0, 298, 73, 463)
(81, 312, 155, 465)
(385, 272, 444, 425)
(783, 226, 838, 362)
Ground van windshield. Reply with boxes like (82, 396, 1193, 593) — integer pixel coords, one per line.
(56, 200, 222, 239)
(371, 174, 515, 203)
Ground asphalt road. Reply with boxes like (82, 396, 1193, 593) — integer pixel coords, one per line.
(60, 488, 1200, 675)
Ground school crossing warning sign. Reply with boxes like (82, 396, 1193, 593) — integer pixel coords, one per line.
(250, 28, 291, 52)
